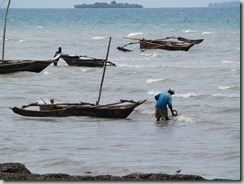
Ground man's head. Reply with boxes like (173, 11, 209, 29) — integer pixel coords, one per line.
(168, 88, 175, 95)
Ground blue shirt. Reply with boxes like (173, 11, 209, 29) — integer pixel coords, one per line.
(155, 92, 172, 110)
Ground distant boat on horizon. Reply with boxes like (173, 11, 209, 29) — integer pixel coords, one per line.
(74, 1, 143, 8)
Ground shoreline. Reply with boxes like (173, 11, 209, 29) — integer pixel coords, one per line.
(0, 163, 227, 181)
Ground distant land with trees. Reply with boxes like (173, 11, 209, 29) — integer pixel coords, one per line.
(74, 1, 143, 8)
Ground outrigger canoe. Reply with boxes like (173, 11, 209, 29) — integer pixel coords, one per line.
(139, 38, 194, 51)
(117, 36, 203, 52)
(10, 99, 147, 119)
(0, 54, 61, 74)
(60, 54, 116, 67)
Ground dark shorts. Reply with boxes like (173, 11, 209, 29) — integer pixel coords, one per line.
(155, 107, 168, 120)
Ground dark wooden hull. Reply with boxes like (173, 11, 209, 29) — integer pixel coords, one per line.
(177, 37, 204, 44)
(11, 100, 146, 119)
(0, 60, 53, 74)
(139, 40, 194, 51)
(0, 54, 61, 74)
(61, 54, 115, 67)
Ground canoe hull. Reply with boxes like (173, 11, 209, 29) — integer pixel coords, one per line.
(0, 60, 53, 74)
(139, 40, 194, 51)
(61, 54, 115, 67)
(11, 100, 147, 119)
(177, 37, 204, 44)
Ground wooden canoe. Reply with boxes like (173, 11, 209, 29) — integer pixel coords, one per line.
(10, 99, 147, 119)
(60, 54, 116, 67)
(139, 39, 194, 51)
(0, 54, 61, 74)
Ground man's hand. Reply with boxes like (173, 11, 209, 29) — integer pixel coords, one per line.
(172, 109, 178, 116)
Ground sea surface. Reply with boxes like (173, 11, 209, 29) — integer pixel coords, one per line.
(0, 7, 240, 180)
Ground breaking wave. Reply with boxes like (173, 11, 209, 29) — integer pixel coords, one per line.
(147, 90, 160, 96)
(79, 68, 97, 72)
(146, 78, 168, 83)
(218, 86, 239, 90)
(93, 36, 106, 40)
(141, 110, 154, 115)
(176, 93, 200, 98)
(183, 29, 196, 33)
(202, 32, 213, 34)
(177, 115, 202, 123)
(222, 60, 239, 64)
(127, 32, 144, 37)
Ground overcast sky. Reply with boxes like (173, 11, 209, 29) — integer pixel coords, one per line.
(0, 0, 240, 8)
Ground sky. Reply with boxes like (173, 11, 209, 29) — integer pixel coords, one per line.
(0, 0, 240, 8)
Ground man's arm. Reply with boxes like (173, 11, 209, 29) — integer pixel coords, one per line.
(155, 93, 160, 101)
(168, 97, 174, 116)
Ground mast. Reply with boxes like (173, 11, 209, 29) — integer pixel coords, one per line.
(2, 0, 11, 61)
(96, 37, 112, 105)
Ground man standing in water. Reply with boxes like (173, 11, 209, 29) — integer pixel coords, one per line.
(155, 88, 177, 121)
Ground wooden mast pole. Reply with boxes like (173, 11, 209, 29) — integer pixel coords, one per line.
(96, 37, 112, 105)
(2, 0, 11, 62)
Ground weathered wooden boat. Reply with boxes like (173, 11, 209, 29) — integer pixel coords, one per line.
(0, 55, 61, 74)
(11, 99, 146, 118)
(0, 0, 60, 74)
(117, 36, 203, 52)
(60, 54, 116, 67)
(139, 38, 194, 51)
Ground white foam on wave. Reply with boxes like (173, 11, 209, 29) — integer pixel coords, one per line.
(141, 53, 159, 57)
(19, 40, 25, 43)
(218, 86, 236, 90)
(127, 32, 143, 37)
(222, 60, 239, 64)
(93, 36, 106, 40)
(177, 115, 202, 123)
(37, 26, 43, 29)
(146, 78, 166, 83)
(79, 68, 96, 72)
(213, 93, 240, 98)
(43, 71, 49, 75)
(147, 90, 160, 96)
(183, 29, 196, 33)
(201, 32, 212, 35)
(213, 93, 223, 97)
(141, 110, 154, 115)
(176, 93, 199, 98)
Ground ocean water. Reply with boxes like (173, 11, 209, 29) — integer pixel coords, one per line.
(0, 7, 240, 180)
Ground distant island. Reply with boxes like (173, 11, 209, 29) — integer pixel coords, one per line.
(74, 1, 143, 8)
(208, 1, 239, 7)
